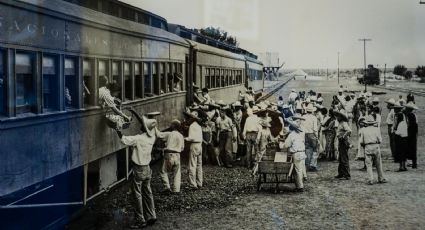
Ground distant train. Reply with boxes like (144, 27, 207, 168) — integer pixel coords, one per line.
(0, 0, 263, 228)
(358, 64, 380, 85)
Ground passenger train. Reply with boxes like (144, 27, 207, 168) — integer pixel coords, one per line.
(0, 0, 263, 228)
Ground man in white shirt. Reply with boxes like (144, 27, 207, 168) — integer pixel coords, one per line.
(359, 116, 387, 185)
(284, 119, 307, 192)
(216, 109, 236, 168)
(385, 98, 396, 159)
(201, 88, 212, 105)
(115, 112, 157, 228)
(337, 89, 345, 105)
(157, 120, 185, 193)
(288, 89, 298, 111)
(243, 106, 261, 168)
(302, 104, 319, 171)
(184, 111, 203, 189)
(344, 95, 356, 130)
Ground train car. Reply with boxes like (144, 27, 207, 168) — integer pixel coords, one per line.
(0, 0, 191, 228)
(0, 0, 261, 228)
(188, 40, 248, 104)
(245, 56, 264, 92)
(358, 64, 380, 85)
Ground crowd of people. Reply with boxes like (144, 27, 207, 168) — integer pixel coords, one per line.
(101, 83, 418, 229)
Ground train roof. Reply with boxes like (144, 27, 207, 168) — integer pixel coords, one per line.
(186, 39, 246, 61)
(245, 55, 263, 65)
(14, 0, 189, 46)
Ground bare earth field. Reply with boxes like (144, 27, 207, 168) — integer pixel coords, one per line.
(68, 76, 425, 230)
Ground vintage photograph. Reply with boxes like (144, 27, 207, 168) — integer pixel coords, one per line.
(0, 0, 424, 229)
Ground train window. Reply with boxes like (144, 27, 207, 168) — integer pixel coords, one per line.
(0, 50, 5, 115)
(215, 68, 220, 88)
(42, 55, 59, 111)
(15, 52, 36, 114)
(212, 69, 216, 88)
(221, 69, 225, 87)
(205, 68, 210, 89)
(225, 69, 229, 86)
(98, 60, 108, 79)
(124, 62, 132, 100)
(83, 59, 95, 107)
(111, 61, 122, 99)
(176, 63, 183, 91)
(144, 63, 152, 97)
(152, 63, 160, 95)
(134, 63, 143, 98)
(160, 63, 166, 94)
(167, 63, 173, 93)
(64, 57, 78, 109)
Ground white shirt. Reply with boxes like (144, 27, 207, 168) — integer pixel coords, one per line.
(301, 113, 319, 135)
(386, 109, 394, 125)
(216, 116, 234, 132)
(99, 86, 116, 108)
(157, 130, 185, 153)
(187, 121, 203, 143)
(337, 94, 345, 104)
(243, 114, 261, 136)
(202, 93, 211, 104)
(359, 126, 382, 145)
(121, 133, 155, 166)
(344, 100, 356, 114)
(288, 92, 298, 102)
(284, 131, 305, 153)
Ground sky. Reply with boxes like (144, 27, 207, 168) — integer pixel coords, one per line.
(122, 0, 425, 69)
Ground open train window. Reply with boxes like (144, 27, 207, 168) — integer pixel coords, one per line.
(65, 57, 79, 109)
(152, 63, 160, 95)
(134, 63, 143, 98)
(0, 50, 5, 115)
(211, 69, 215, 88)
(144, 63, 153, 97)
(205, 68, 210, 89)
(42, 55, 59, 111)
(166, 63, 173, 93)
(83, 59, 95, 107)
(177, 63, 183, 91)
(215, 68, 220, 88)
(160, 63, 166, 94)
(221, 69, 225, 87)
(111, 61, 122, 99)
(15, 52, 36, 114)
(124, 62, 132, 100)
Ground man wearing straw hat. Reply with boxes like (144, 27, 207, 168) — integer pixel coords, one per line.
(114, 111, 158, 228)
(283, 119, 307, 192)
(243, 106, 261, 168)
(334, 109, 352, 180)
(302, 103, 319, 171)
(184, 110, 204, 189)
(216, 106, 236, 168)
(404, 102, 419, 169)
(359, 116, 387, 185)
(385, 98, 397, 160)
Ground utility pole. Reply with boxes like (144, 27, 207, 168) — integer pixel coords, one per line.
(384, 63, 387, 86)
(337, 52, 340, 85)
(359, 38, 372, 91)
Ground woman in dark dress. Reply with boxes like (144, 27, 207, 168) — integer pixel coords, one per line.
(393, 105, 409, 171)
(404, 102, 418, 168)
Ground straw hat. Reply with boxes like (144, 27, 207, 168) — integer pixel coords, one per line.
(372, 97, 380, 103)
(404, 102, 418, 110)
(333, 110, 348, 120)
(286, 119, 302, 132)
(183, 110, 200, 121)
(146, 111, 161, 117)
(316, 97, 324, 103)
(361, 115, 377, 126)
(305, 103, 315, 113)
(385, 98, 396, 105)
(233, 101, 242, 107)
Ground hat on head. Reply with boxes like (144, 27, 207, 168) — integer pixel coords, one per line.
(361, 115, 377, 126)
(128, 109, 156, 137)
(174, 72, 183, 82)
(184, 110, 200, 121)
(372, 97, 379, 103)
(404, 102, 418, 110)
(310, 96, 317, 101)
(171, 119, 181, 127)
(306, 103, 315, 113)
(233, 101, 242, 107)
(286, 119, 302, 132)
(217, 100, 227, 107)
(333, 110, 348, 120)
(385, 98, 396, 105)
(317, 97, 324, 103)
(291, 89, 296, 92)
(338, 89, 343, 93)
(145, 111, 161, 117)
(366, 92, 372, 97)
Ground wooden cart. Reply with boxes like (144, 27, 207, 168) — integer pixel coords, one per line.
(257, 144, 294, 192)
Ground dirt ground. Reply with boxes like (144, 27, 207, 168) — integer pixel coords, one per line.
(68, 76, 425, 230)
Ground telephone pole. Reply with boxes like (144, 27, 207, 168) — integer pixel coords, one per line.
(337, 52, 340, 85)
(359, 38, 372, 91)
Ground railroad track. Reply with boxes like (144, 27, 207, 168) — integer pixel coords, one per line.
(372, 85, 425, 97)
(257, 77, 295, 102)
